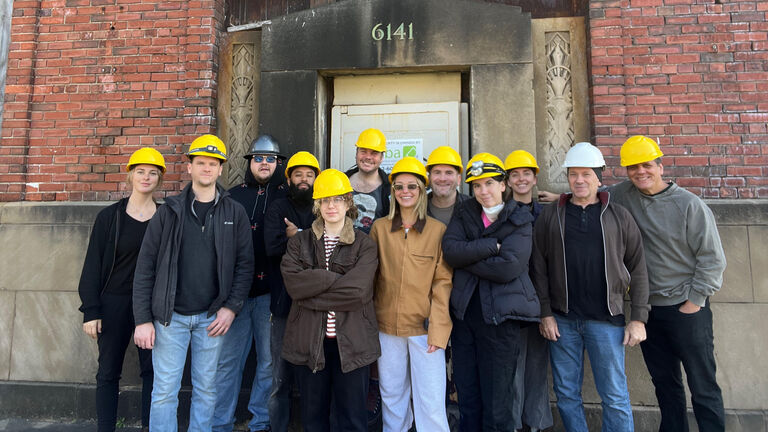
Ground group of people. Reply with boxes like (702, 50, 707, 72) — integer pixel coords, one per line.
(78, 129, 727, 432)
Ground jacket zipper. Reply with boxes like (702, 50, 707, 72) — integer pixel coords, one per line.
(556, 205, 569, 313)
(312, 324, 325, 373)
(599, 196, 614, 316)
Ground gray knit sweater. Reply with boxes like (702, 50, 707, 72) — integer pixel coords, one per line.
(608, 180, 726, 307)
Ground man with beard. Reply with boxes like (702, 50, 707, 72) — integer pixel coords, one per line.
(345, 128, 391, 234)
(213, 135, 287, 432)
(425, 146, 469, 225)
(263, 151, 320, 432)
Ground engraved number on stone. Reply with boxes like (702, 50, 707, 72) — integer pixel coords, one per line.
(371, 22, 413, 41)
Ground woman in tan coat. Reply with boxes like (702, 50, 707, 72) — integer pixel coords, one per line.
(369, 157, 453, 432)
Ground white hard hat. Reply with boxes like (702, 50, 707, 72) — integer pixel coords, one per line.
(562, 142, 606, 168)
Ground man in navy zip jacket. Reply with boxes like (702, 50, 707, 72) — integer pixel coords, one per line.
(213, 135, 288, 432)
(133, 135, 254, 432)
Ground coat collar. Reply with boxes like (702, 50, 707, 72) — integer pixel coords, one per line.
(390, 212, 426, 233)
(311, 216, 357, 244)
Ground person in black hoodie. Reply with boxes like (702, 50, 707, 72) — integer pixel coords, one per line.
(213, 135, 288, 432)
(263, 151, 320, 432)
(441, 153, 539, 432)
(78, 148, 165, 432)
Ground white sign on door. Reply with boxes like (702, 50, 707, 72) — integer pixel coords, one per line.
(381, 138, 423, 173)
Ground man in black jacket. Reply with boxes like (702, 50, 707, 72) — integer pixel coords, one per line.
(531, 142, 649, 432)
(133, 135, 254, 432)
(263, 151, 320, 432)
(213, 135, 288, 432)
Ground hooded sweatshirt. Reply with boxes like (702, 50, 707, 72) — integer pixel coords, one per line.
(228, 165, 288, 297)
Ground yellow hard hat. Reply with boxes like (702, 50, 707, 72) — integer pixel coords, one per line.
(187, 134, 227, 162)
(285, 151, 321, 177)
(312, 169, 354, 200)
(465, 153, 506, 183)
(504, 150, 539, 174)
(355, 128, 386, 152)
(426, 146, 463, 173)
(127, 147, 166, 173)
(620, 135, 664, 167)
(389, 157, 429, 186)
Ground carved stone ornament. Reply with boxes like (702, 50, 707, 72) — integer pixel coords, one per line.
(545, 31, 574, 185)
(228, 43, 256, 185)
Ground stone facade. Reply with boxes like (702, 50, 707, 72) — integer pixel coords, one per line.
(1, 200, 767, 429)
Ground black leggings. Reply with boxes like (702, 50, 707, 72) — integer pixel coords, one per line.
(96, 293, 153, 431)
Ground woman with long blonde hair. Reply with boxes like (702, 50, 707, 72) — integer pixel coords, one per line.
(78, 148, 166, 432)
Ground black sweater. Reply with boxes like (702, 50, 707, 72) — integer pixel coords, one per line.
(228, 168, 288, 297)
(263, 195, 315, 317)
(78, 198, 131, 322)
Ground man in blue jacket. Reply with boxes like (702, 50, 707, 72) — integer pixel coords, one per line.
(133, 135, 254, 432)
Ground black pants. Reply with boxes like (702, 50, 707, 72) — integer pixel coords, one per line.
(96, 293, 153, 431)
(640, 301, 725, 432)
(451, 292, 521, 432)
(294, 338, 370, 432)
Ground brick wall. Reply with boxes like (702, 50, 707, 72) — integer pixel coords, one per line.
(0, 0, 227, 201)
(3, 0, 768, 201)
(590, 0, 768, 198)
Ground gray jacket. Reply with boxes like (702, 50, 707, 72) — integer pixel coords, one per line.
(608, 181, 726, 307)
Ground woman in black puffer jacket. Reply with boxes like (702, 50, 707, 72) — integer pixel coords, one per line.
(441, 153, 539, 432)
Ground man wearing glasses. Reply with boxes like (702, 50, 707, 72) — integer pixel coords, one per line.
(213, 135, 288, 432)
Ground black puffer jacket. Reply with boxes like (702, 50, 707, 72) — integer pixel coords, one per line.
(442, 198, 539, 325)
(132, 183, 254, 326)
(263, 195, 315, 317)
(228, 167, 288, 297)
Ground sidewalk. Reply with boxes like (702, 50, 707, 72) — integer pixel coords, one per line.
(0, 418, 142, 431)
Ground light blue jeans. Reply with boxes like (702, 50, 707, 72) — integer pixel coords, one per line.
(213, 295, 272, 431)
(150, 312, 224, 432)
(549, 315, 634, 432)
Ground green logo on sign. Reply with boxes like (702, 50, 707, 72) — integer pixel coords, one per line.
(403, 146, 417, 157)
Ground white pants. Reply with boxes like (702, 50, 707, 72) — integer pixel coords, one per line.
(377, 332, 450, 432)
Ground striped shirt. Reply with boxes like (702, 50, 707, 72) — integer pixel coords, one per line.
(324, 232, 340, 338)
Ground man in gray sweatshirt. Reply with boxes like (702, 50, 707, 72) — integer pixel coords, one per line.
(612, 135, 727, 432)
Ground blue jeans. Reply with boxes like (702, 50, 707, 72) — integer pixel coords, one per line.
(151, 312, 224, 432)
(549, 315, 633, 432)
(213, 295, 272, 431)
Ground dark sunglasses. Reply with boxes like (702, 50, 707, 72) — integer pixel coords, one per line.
(393, 183, 419, 191)
(252, 155, 277, 163)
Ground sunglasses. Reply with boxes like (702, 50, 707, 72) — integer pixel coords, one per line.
(252, 155, 277, 163)
(393, 183, 419, 191)
(319, 196, 347, 205)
